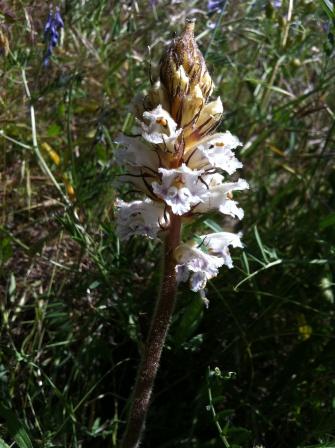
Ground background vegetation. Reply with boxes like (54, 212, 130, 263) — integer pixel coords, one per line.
(1, 0, 335, 447)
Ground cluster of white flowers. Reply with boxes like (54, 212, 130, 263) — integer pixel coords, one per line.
(115, 20, 248, 296)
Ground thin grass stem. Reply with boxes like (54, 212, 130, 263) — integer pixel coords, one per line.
(21, 68, 71, 206)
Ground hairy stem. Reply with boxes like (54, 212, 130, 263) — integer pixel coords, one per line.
(120, 213, 182, 448)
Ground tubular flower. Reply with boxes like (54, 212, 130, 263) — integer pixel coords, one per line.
(115, 19, 248, 295)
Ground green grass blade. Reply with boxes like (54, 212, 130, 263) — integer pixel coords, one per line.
(0, 405, 33, 448)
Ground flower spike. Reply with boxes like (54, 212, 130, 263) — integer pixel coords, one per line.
(115, 19, 248, 296)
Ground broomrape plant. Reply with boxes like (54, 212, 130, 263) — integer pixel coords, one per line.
(116, 19, 248, 448)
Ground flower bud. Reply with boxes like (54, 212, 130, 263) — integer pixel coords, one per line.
(160, 19, 214, 127)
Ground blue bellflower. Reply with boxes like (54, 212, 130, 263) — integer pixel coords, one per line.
(207, 0, 226, 13)
(43, 7, 64, 66)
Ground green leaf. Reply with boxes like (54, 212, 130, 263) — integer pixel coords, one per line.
(0, 437, 11, 448)
(320, 0, 335, 19)
(320, 212, 335, 230)
(0, 237, 13, 264)
(8, 273, 16, 298)
(173, 296, 204, 346)
(203, 218, 223, 233)
(0, 404, 33, 448)
(254, 225, 269, 264)
(46, 124, 62, 138)
(95, 144, 107, 163)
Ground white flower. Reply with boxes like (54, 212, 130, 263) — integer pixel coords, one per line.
(195, 178, 249, 219)
(189, 271, 208, 292)
(152, 164, 207, 215)
(115, 134, 160, 171)
(115, 198, 169, 241)
(174, 232, 244, 292)
(175, 242, 224, 292)
(199, 232, 243, 269)
(206, 172, 226, 188)
(140, 105, 182, 152)
(187, 131, 243, 175)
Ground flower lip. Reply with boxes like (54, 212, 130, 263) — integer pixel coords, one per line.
(152, 164, 207, 215)
(115, 198, 169, 241)
(115, 134, 160, 172)
(194, 178, 249, 219)
(175, 242, 224, 292)
(186, 131, 243, 175)
(139, 105, 182, 152)
(199, 231, 243, 268)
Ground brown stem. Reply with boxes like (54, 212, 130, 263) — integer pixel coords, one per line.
(120, 213, 182, 448)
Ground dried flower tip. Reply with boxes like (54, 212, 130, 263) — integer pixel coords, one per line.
(160, 19, 214, 126)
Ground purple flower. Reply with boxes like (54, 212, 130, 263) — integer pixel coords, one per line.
(54, 8, 64, 28)
(322, 21, 330, 34)
(273, 0, 282, 8)
(207, 0, 226, 13)
(43, 7, 64, 66)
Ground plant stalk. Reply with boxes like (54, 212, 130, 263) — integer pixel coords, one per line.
(120, 213, 182, 448)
